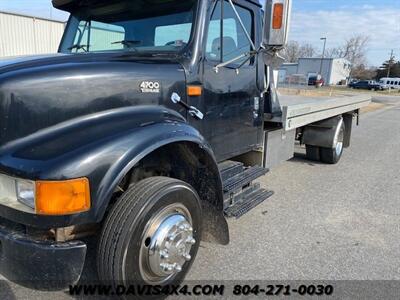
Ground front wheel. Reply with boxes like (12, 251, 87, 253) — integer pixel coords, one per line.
(97, 177, 202, 289)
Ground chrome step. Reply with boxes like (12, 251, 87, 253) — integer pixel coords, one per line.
(219, 161, 272, 218)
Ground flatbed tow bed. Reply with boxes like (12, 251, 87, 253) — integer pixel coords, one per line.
(268, 94, 372, 130)
(261, 93, 371, 169)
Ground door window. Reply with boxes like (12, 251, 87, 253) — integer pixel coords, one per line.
(205, 1, 253, 65)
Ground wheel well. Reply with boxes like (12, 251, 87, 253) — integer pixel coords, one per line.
(109, 141, 228, 244)
(111, 141, 223, 211)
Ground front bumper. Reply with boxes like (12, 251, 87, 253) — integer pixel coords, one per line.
(0, 217, 87, 291)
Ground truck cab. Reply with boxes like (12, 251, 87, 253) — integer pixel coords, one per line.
(56, 0, 266, 161)
(0, 0, 369, 291)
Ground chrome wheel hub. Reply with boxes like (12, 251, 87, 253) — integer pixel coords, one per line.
(139, 204, 195, 284)
(335, 140, 343, 156)
(334, 121, 345, 156)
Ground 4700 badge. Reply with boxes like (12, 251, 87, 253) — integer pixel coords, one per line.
(232, 284, 334, 296)
(140, 81, 161, 93)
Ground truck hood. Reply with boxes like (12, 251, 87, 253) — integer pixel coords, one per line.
(0, 54, 67, 69)
(0, 53, 187, 147)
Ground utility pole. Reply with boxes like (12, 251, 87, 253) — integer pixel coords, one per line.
(387, 49, 394, 77)
(319, 37, 327, 78)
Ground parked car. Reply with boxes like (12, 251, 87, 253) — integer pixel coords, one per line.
(348, 79, 358, 86)
(348, 80, 382, 90)
(379, 78, 400, 90)
(378, 82, 390, 90)
(308, 76, 324, 86)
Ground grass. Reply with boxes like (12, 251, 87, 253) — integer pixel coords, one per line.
(329, 86, 400, 96)
(361, 102, 387, 113)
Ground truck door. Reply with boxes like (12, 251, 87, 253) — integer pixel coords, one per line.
(200, 0, 262, 161)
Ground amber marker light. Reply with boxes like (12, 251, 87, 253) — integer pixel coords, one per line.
(187, 85, 202, 96)
(272, 3, 284, 29)
(35, 178, 91, 215)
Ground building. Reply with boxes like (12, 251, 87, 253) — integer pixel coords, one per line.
(279, 57, 352, 86)
(0, 11, 65, 58)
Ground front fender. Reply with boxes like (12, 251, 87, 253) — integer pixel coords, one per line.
(0, 106, 223, 229)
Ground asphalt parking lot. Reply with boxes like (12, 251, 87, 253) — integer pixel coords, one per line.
(1, 96, 399, 299)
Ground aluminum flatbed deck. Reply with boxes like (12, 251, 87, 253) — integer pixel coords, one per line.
(272, 94, 371, 131)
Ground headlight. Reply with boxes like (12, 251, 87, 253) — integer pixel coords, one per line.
(0, 174, 34, 213)
(16, 179, 35, 209)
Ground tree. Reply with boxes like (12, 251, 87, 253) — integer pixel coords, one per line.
(282, 41, 317, 62)
(282, 41, 300, 63)
(299, 43, 317, 59)
(325, 35, 369, 67)
(376, 59, 400, 79)
(351, 64, 377, 80)
(323, 35, 370, 80)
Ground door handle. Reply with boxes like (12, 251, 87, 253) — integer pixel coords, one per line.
(171, 93, 204, 120)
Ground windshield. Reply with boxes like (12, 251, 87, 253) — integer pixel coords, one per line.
(60, 0, 197, 54)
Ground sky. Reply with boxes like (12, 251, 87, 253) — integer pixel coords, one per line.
(0, 0, 399, 66)
(290, 0, 400, 66)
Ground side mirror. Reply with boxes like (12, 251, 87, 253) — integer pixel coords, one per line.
(262, 0, 292, 50)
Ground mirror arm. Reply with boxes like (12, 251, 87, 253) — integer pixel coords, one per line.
(227, 0, 256, 51)
(219, 0, 224, 63)
(213, 50, 257, 73)
(261, 48, 285, 69)
(87, 20, 91, 52)
(236, 53, 253, 69)
(260, 48, 285, 117)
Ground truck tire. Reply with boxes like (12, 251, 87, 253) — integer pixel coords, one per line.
(97, 176, 202, 290)
(305, 145, 320, 161)
(319, 121, 345, 164)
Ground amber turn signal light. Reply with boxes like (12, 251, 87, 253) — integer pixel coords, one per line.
(187, 85, 202, 96)
(35, 178, 91, 215)
(272, 3, 284, 29)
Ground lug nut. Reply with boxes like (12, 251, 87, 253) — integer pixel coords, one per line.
(174, 264, 182, 272)
(186, 237, 196, 245)
(160, 251, 169, 259)
(179, 224, 186, 231)
(188, 227, 193, 232)
(167, 235, 174, 242)
(183, 254, 191, 261)
(160, 263, 174, 272)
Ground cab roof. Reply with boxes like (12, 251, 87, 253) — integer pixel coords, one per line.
(52, 0, 261, 13)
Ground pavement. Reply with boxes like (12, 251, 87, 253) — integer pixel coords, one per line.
(1, 95, 400, 299)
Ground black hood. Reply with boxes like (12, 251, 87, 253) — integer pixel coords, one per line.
(0, 53, 187, 147)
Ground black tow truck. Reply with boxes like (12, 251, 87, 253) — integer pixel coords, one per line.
(0, 0, 370, 291)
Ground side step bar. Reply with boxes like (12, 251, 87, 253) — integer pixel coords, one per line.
(225, 184, 274, 218)
(219, 161, 268, 193)
(219, 161, 273, 219)
(223, 165, 268, 193)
